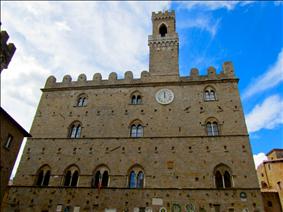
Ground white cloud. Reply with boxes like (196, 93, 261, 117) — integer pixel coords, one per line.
(253, 152, 267, 168)
(179, 16, 221, 38)
(1, 44, 51, 130)
(274, 1, 283, 6)
(246, 95, 283, 133)
(178, 1, 254, 11)
(243, 49, 283, 99)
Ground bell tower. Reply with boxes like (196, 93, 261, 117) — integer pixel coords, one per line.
(148, 10, 179, 76)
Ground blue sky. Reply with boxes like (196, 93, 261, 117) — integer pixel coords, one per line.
(1, 1, 282, 172)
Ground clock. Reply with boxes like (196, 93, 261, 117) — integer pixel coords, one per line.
(155, 89, 174, 105)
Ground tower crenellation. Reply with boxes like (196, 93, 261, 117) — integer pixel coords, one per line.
(152, 10, 175, 21)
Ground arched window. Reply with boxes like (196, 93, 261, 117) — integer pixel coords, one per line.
(214, 164, 233, 189)
(130, 120, 144, 138)
(261, 181, 268, 189)
(63, 165, 79, 187)
(159, 24, 167, 37)
(69, 121, 82, 138)
(204, 87, 216, 101)
(130, 124, 144, 137)
(92, 165, 110, 188)
(35, 165, 51, 187)
(128, 165, 145, 188)
(130, 91, 142, 105)
(77, 93, 88, 107)
(206, 119, 219, 136)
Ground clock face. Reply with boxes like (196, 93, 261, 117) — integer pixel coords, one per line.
(155, 89, 174, 105)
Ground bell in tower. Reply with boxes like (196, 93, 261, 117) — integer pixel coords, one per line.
(148, 10, 179, 77)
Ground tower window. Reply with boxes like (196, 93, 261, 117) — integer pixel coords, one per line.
(77, 93, 88, 107)
(159, 24, 167, 37)
(92, 166, 110, 188)
(63, 165, 79, 187)
(128, 165, 145, 188)
(206, 121, 219, 136)
(131, 95, 142, 104)
(35, 165, 51, 187)
(68, 121, 82, 138)
(130, 91, 142, 104)
(204, 87, 216, 101)
(130, 124, 144, 138)
(214, 164, 233, 189)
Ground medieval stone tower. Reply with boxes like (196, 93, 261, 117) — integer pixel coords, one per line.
(3, 11, 263, 212)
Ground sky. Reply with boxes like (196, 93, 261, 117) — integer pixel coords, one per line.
(1, 1, 282, 177)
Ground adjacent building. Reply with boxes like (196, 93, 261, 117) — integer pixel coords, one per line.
(257, 149, 283, 212)
(0, 108, 31, 206)
(3, 11, 263, 212)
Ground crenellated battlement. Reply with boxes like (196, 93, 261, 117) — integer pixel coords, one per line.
(44, 62, 236, 89)
(152, 10, 175, 20)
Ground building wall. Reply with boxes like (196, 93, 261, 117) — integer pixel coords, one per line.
(257, 150, 283, 210)
(29, 80, 247, 139)
(267, 150, 283, 160)
(5, 187, 262, 212)
(261, 192, 282, 212)
(0, 112, 26, 204)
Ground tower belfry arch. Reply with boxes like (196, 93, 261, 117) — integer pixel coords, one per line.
(148, 11, 179, 77)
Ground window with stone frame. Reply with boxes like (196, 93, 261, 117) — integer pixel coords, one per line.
(128, 165, 145, 188)
(35, 165, 51, 187)
(68, 121, 82, 138)
(130, 120, 144, 138)
(131, 91, 142, 105)
(63, 165, 79, 187)
(206, 118, 220, 136)
(91, 165, 110, 188)
(214, 164, 233, 189)
(76, 93, 88, 107)
(204, 86, 216, 101)
(130, 124, 143, 138)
